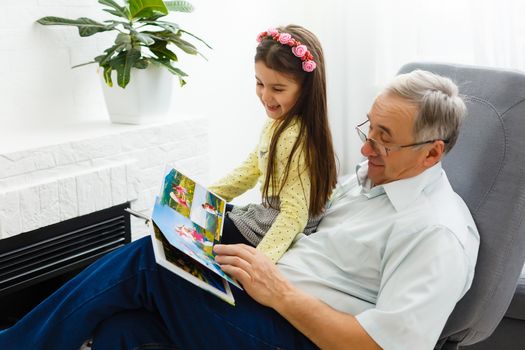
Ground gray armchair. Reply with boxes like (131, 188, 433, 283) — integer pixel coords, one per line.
(460, 265, 525, 349)
(398, 62, 525, 349)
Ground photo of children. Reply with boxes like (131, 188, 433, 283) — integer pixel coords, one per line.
(151, 197, 237, 286)
(153, 223, 227, 294)
(160, 168, 196, 218)
(190, 184, 225, 241)
(160, 167, 226, 242)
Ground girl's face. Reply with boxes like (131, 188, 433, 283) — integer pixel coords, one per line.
(255, 61, 301, 120)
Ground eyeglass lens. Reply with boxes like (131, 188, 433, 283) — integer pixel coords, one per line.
(356, 126, 387, 156)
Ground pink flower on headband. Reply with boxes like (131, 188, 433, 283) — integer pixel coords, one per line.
(278, 33, 292, 44)
(267, 28, 278, 36)
(292, 44, 308, 58)
(302, 60, 317, 72)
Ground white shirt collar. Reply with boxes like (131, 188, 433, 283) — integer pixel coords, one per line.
(356, 160, 444, 211)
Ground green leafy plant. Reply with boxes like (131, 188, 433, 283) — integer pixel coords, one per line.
(37, 0, 210, 88)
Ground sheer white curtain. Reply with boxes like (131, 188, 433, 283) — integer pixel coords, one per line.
(327, 0, 525, 172)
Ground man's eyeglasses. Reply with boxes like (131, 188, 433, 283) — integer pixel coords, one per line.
(355, 119, 448, 157)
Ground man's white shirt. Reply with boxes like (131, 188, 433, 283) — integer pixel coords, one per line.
(278, 161, 480, 350)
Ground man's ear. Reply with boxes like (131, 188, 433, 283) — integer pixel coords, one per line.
(423, 140, 445, 167)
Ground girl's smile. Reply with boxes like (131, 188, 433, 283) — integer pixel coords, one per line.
(265, 104, 280, 113)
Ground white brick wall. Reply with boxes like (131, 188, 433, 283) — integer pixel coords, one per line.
(0, 119, 208, 241)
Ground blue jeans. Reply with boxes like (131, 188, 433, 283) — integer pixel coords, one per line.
(91, 309, 177, 349)
(0, 237, 317, 350)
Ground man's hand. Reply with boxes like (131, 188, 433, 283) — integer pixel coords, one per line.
(213, 244, 293, 308)
(214, 244, 381, 349)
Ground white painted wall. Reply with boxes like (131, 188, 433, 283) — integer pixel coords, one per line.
(0, 0, 349, 206)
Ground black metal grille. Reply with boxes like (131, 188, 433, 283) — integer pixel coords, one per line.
(0, 203, 131, 297)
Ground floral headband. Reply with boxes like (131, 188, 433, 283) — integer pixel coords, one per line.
(256, 28, 317, 73)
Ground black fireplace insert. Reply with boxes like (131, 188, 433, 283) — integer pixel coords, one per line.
(0, 202, 131, 328)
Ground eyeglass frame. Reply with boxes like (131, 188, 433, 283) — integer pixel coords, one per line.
(355, 118, 449, 157)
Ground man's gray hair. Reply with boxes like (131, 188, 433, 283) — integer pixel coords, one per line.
(385, 69, 466, 153)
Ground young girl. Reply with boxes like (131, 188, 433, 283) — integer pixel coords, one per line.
(209, 24, 338, 263)
(0, 25, 338, 350)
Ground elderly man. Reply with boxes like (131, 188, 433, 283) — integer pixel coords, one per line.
(0, 70, 479, 350)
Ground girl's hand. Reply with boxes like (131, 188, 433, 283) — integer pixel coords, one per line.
(214, 244, 294, 308)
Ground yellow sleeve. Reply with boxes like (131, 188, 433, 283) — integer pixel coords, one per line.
(208, 147, 261, 202)
(256, 123, 310, 263)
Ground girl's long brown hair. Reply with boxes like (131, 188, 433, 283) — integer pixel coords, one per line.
(256, 24, 338, 216)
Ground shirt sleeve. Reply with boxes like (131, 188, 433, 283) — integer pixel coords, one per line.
(207, 146, 261, 202)
(355, 226, 471, 350)
(256, 124, 310, 263)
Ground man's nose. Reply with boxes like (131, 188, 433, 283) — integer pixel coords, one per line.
(361, 139, 378, 157)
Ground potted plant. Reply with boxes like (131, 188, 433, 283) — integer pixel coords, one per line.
(37, 0, 210, 124)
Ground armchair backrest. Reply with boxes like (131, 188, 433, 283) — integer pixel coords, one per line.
(398, 62, 525, 348)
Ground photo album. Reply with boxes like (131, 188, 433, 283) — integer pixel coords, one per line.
(148, 166, 241, 305)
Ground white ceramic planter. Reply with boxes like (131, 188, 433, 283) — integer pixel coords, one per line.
(100, 64, 174, 124)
